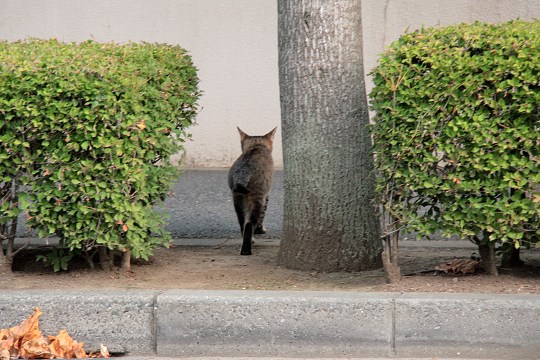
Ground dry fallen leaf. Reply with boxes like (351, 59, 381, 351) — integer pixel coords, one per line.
(8, 307, 44, 358)
(20, 337, 51, 359)
(0, 307, 109, 359)
(0, 349, 9, 360)
(49, 330, 87, 359)
(89, 344, 110, 358)
(435, 258, 481, 274)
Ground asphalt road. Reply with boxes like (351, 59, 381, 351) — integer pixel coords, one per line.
(159, 169, 451, 242)
(160, 169, 284, 239)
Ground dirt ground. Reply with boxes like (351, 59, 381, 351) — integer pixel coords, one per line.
(1, 241, 539, 294)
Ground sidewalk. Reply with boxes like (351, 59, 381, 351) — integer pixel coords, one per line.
(1, 242, 539, 360)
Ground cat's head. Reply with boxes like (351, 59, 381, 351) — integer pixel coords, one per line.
(237, 127, 277, 152)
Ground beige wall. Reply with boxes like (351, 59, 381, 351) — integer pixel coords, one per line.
(361, 0, 540, 95)
(1, 0, 539, 168)
(0, 0, 281, 168)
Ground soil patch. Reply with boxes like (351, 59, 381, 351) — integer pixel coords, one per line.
(1, 242, 539, 294)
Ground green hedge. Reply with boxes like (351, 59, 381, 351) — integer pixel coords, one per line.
(0, 39, 200, 266)
(370, 20, 540, 255)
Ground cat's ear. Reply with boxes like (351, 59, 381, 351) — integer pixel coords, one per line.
(237, 127, 249, 142)
(265, 127, 277, 140)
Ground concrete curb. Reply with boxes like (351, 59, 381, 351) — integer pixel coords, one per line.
(1, 290, 538, 359)
(0, 290, 158, 355)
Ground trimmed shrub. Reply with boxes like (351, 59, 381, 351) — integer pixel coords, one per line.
(370, 20, 540, 275)
(0, 39, 200, 269)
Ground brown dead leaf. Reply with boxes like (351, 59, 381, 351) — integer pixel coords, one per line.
(0, 329, 13, 348)
(0, 307, 45, 358)
(49, 330, 87, 359)
(0, 349, 9, 360)
(435, 258, 480, 274)
(19, 337, 51, 359)
(0, 308, 109, 359)
(100, 344, 110, 358)
(89, 344, 110, 358)
(9, 307, 43, 354)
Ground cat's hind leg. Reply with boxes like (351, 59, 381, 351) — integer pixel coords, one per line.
(232, 193, 247, 237)
(254, 195, 269, 234)
(240, 196, 264, 255)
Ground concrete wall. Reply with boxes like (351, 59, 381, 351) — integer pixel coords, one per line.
(1, 0, 539, 168)
(361, 0, 540, 95)
(0, 0, 280, 168)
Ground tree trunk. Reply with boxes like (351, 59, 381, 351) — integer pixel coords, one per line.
(99, 247, 113, 271)
(501, 247, 523, 268)
(0, 222, 18, 272)
(0, 248, 12, 274)
(0, 178, 19, 272)
(478, 243, 498, 276)
(277, 0, 382, 272)
(6, 215, 17, 263)
(381, 214, 401, 283)
(121, 250, 131, 271)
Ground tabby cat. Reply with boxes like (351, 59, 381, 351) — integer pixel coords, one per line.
(228, 127, 277, 255)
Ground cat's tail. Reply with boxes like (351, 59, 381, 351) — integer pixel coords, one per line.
(229, 170, 251, 194)
(231, 183, 249, 194)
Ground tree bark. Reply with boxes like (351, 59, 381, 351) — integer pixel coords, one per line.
(381, 214, 401, 283)
(501, 247, 523, 268)
(0, 178, 19, 271)
(121, 250, 131, 271)
(99, 247, 113, 271)
(278, 0, 382, 272)
(0, 248, 12, 274)
(478, 243, 498, 276)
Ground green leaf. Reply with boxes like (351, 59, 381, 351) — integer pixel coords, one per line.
(370, 19, 540, 249)
(422, 181, 434, 189)
(0, 38, 199, 262)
